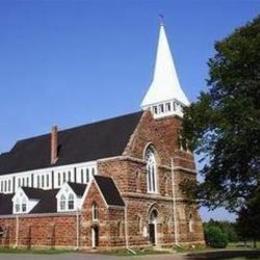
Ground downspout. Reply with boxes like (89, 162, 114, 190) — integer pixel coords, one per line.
(15, 215, 19, 248)
(171, 158, 180, 247)
(76, 209, 80, 250)
(124, 202, 136, 255)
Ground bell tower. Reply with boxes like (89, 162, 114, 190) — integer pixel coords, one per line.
(141, 20, 189, 118)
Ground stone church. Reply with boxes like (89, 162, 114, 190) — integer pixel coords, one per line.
(0, 22, 204, 250)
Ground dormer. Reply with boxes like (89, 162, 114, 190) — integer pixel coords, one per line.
(141, 21, 189, 118)
(56, 182, 87, 212)
(12, 187, 42, 214)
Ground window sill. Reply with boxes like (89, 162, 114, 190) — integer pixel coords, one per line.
(57, 209, 76, 213)
(147, 191, 159, 195)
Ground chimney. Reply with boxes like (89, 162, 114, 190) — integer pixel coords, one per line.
(51, 126, 58, 164)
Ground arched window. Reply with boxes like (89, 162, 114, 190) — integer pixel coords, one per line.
(92, 203, 98, 221)
(22, 197, 27, 213)
(60, 194, 66, 211)
(145, 146, 157, 193)
(189, 214, 194, 233)
(15, 198, 20, 213)
(68, 193, 74, 210)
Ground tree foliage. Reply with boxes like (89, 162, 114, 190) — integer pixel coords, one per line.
(182, 16, 260, 212)
(204, 225, 228, 248)
(204, 219, 239, 243)
(236, 190, 260, 247)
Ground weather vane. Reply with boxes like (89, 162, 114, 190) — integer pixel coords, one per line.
(159, 14, 164, 25)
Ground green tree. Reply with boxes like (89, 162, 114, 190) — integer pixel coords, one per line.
(204, 220, 238, 243)
(236, 191, 260, 248)
(204, 225, 228, 248)
(182, 15, 260, 212)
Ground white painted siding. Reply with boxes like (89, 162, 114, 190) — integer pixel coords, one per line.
(0, 161, 97, 194)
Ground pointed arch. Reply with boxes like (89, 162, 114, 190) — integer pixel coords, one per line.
(92, 202, 98, 221)
(144, 145, 158, 193)
(189, 213, 194, 233)
(59, 194, 66, 211)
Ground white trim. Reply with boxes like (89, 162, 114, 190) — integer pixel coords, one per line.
(0, 161, 97, 177)
(0, 161, 97, 194)
(12, 187, 39, 214)
(92, 179, 108, 208)
(56, 183, 79, 212)
(91, 227, 97, 248)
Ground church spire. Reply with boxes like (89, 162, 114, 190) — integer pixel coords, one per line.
(141, 20, 189, 118)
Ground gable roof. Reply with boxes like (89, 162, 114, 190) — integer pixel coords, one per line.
(0, 188, 59, 215)
(67, 182, 87, 197)
(94, 175, 125, 207)
(0, 193, 13, 215)
(29, 189, 59, 214)
(0, 111, 143, 175)
(22, 187, 46, 200)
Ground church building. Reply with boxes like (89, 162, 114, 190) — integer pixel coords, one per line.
(0, 22, 204, 250)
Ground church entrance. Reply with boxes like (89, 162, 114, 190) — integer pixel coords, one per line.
(91, 226, 99, 248)
(149, 209, 158, 246)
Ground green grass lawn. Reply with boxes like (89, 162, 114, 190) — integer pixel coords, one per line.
(102, 248, 172, 256)
(0, 247, 71, 255)
(228, 241, 260, 249)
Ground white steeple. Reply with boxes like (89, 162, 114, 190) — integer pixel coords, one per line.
(141, 21, 190, 118)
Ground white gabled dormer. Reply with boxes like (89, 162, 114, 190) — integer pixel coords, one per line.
(141, 21, 190, 118)
(56, 182, 86, 212)
(12, 187, 39, 214)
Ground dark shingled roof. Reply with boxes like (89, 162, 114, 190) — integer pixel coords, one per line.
(0, 176, 124, 215)
(68, 182, 87, 197)
(0, 111, 143, 175)
(29, 189, 59, 214)
(0, 193, 13, 215)
(22, 187, 46, 200)
(94, 175, 125, 207)
(0, 188, 59, 215)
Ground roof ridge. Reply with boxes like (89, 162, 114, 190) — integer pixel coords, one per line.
(13, 111, 142, 145)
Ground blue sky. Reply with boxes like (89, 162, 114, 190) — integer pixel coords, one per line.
(0, 0, 259, 221)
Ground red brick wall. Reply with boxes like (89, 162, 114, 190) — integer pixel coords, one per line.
(98, 111, 205, 247)
(0, 215, 77, 249)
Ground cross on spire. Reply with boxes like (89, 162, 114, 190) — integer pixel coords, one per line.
(141, 19, 190, 118)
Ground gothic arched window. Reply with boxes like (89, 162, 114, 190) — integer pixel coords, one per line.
(189, 213, 194, 233)
(15, 198, 20, 213)
(145, 146, 157, 193)
(60, 194, 66, 211)
(68, 193, 75, 210)
(22, 197, 27, 212)
(92, 202, 98, 221)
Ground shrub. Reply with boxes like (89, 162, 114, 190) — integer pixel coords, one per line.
(204, 226, 228, 248)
